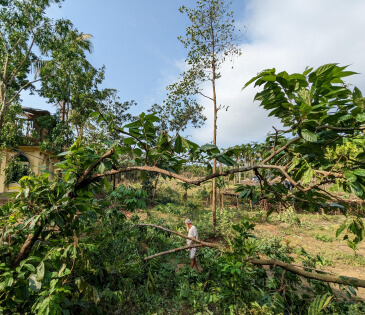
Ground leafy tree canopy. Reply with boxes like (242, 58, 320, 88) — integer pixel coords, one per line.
(0, 0, 65, 128)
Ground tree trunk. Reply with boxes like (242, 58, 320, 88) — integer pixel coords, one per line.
(235, 156, 240, 184)
(66, 99, 70, 121)
(12, 225, 43, 268)
(238, 163, 241, 183)
(0, 106, 5, 129)
(0, 88, 9, 130)
(212, 162, 217, 226)
(211, 31, 217, 229)
(61, 99, 66, 122)
(183, 191, 187, 206)
(151, 174, 160, 206)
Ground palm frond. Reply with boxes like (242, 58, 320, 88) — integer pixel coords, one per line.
(77, 33, 94, 53)
(31, 60, 52, 79)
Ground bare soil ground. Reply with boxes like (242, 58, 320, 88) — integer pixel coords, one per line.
(254, 214, 365, 300)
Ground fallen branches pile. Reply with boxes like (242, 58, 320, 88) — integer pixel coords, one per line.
(133, 224, 365, 288)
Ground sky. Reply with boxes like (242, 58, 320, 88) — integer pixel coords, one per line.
(23, 0, 365, 148)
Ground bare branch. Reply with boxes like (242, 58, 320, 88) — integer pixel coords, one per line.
(198, 91, 214, 101)
(7, 75, 53, 105)
(272, 126, 279, 154)
(316, 187, 347, 204)
(0, 30, 9, 53)
(82, 162, 310, 189)
(132, 223, 229, 251)
(317, 125, 365, 132)
(314, 170, 345, 179)
(76, 148, 115, 189)
(8, 35, 25, 56)
(144, 245, 204, 260)
(262, 137, 300, 164)
(249, 258, 365, 288)
(87, 164, 256, 186)
(8, 35, 36, 85)
(255, 169, 289, 207)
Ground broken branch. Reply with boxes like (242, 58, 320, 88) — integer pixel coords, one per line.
(144, 245, 204, 260)
(133, 224, 365, 288)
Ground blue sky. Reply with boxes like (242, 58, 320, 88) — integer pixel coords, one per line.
(24, 0, 246, 125)
(23, 0, 365, 148)
(43, 0, 246, 111)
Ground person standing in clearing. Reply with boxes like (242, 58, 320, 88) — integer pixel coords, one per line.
(185, 218, 199, 270)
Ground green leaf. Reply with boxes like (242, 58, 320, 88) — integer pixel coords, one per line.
(288, 158, 300, 172)
(29, 274, 42, 292)
(123, 138, 136, 145)
(303, 67, 313, 76)
(350, 181, 363, 197)
(348, 285, 357, 296)
(338, 114, 353, 122)
(298, 88, 311, 105)
(4, 276, 13, 288)
(57, 151, 71, 157)
(344, 172, 357, 183)
(260, 74, 276, 82)
(200, 144, 219, 153)
(216, 154, 237, 166)
(97, 162, 106, 174)
(356, 152, 365, 159)
(133, 148, 142, 156)
(23, 187, 30, 198)
(353, 86, 363, 100)
(336, 222, 347, 237)
(180, 137, 190, 150)
(356, 113, 365, 122)
(308, 293, 332, 315)
(353, 169, 365, 177)
(315, 63, 337, 77)
(300, 129, 318, 142)
(290, 73, 306, 81)
(144, 113, 160, 122)
(24, 264, 35, 272)
(156, 132, 168, 146)
(174, 135, 183, 153)
(301, 168, 314, 185)
(243, 68, 275, 89)
(124, 120, 142, 128)
(58, 263, 67, 277)
(36, 262, 45, 281)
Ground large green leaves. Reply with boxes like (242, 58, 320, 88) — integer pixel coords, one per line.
(300, 129, 318, 142)
(244, 64, 359, 134)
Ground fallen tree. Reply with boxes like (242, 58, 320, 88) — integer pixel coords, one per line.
(134, 224, 365, 288)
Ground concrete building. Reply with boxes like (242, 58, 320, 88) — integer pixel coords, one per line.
(0, 107, 58, 205)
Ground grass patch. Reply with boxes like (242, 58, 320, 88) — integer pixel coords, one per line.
(314, 234, 334, 242)
(338, 253, 365, 267)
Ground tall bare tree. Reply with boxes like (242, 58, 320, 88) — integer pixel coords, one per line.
(168, 0, 241, 227)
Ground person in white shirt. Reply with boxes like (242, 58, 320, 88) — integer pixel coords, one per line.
(185, 218, 199, 270)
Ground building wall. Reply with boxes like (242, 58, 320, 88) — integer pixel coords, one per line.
(0, 146, 58, 196)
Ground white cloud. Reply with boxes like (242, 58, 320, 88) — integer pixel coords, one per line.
(189, 0, 365, 148)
